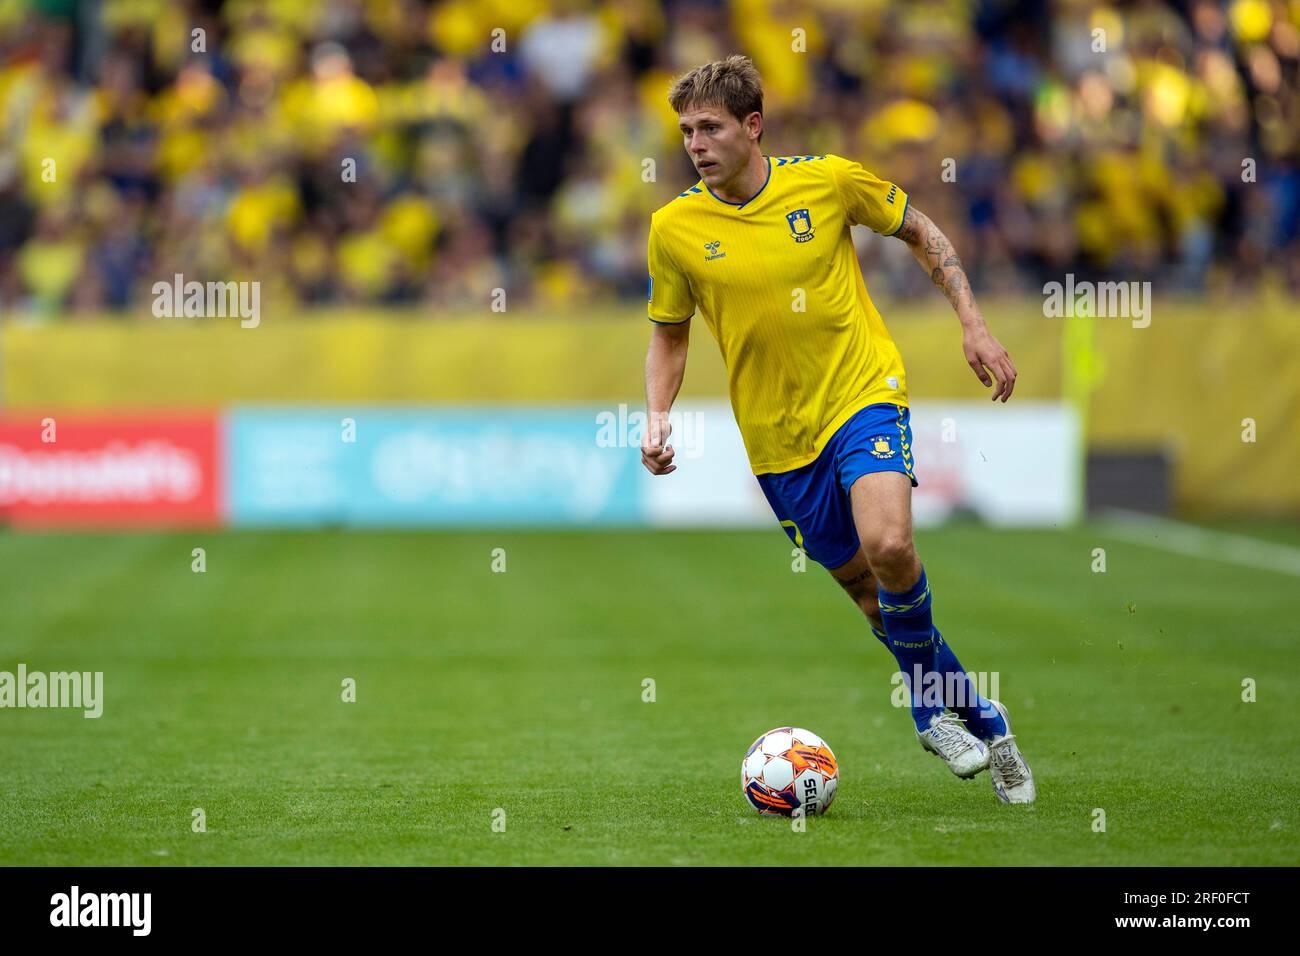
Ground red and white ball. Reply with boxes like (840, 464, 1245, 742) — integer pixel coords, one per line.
(741, 727, 838, 816)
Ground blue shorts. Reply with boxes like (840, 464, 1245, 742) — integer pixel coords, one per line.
(756, 403, 917, 571)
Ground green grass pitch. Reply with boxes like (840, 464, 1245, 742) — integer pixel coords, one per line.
(1, 523, 1297, 866)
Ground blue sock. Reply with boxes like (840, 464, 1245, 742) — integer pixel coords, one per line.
(876, 567, 942, 731)
(932, 628, 1007, 740)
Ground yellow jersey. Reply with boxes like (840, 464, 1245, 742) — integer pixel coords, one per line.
(647, 153, 909, 474)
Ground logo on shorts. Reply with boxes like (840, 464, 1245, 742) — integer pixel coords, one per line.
(869, 436, 895, 459)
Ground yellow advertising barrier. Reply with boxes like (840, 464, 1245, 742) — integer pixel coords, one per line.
(3, 297, 1297, 514)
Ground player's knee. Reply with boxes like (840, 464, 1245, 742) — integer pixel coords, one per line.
(862, 534, 915, 575)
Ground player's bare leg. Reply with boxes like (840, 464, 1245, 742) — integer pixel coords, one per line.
(846, 472, 921, 593)
(828, 550, 883, 634)
(845, 472, 991, 779)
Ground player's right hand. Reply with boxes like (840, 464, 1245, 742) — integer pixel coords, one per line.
(641, 414, 676, 475)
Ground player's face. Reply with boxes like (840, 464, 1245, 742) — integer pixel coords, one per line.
(678, 106, 753, 188)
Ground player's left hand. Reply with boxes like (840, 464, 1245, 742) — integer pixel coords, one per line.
(963, 326, 1017, 402)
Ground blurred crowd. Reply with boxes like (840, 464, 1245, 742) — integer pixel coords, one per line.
(0, 0, 1298, 319)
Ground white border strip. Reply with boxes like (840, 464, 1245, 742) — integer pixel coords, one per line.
(1096, 509, 1300, 578)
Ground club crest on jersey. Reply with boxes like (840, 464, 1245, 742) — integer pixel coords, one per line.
(704, 240, 726, 261)
(869, 436, 895, 459)
(786, 208, 815, 242)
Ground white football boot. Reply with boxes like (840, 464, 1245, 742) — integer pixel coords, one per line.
(916, 711, 990, 779)
(986, 700, 1036, 804)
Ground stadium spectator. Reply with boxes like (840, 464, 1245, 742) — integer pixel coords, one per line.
(0, 0, 1296, 317)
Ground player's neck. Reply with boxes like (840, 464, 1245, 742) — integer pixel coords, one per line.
(712, 149, 768, 205)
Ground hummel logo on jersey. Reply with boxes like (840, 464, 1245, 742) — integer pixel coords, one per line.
(704, 240, 726, 261)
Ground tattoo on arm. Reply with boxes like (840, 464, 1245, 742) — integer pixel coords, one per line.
(893, 204, 922, 244)
(895, 205, 975, 312)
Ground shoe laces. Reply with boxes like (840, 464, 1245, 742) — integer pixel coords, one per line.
(927, 712, 978, 756)
(991, 735, 1029, 788)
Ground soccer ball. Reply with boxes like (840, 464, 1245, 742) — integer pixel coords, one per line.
(741, 727, 838, 816)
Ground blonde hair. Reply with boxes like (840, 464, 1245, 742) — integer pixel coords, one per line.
(668, 54, 764, 140)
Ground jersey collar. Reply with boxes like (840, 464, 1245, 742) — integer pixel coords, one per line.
(702, 155, 772, 211)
